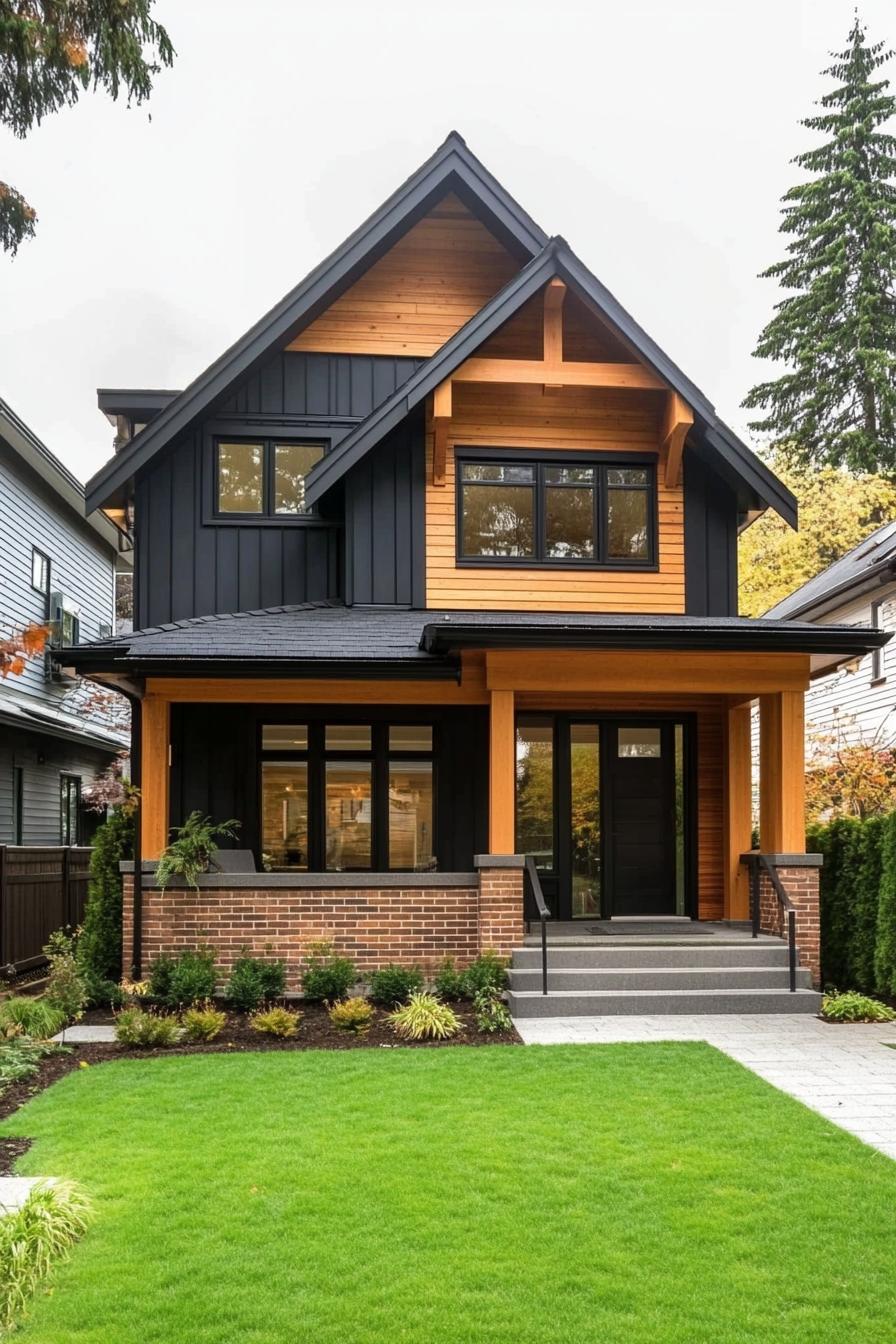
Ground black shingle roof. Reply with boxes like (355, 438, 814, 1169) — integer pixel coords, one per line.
(765, 520, 896, 620)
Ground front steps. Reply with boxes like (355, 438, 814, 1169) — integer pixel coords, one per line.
(508, 940, 822, 1018)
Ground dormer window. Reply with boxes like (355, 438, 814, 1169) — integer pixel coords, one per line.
(215, 438, 325, 516)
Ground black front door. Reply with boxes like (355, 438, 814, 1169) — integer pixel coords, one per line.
(604, 723, 677, 916)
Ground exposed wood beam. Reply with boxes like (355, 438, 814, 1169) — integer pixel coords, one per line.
(543, 279, 567, 389)
(141, 695, 170, 860)
(488, 689, 516, 853)
(452, 357, 666, 391)
(485, 650, 811, 696)
(432, 379, 452, 486)
(759, 691, 806, 853)
(145, 669, 489, 706)
(661, 391, 694, 488)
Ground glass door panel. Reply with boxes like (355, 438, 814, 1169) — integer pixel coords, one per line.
(570, 724, 601, 917)
(516, 719, 555, 871)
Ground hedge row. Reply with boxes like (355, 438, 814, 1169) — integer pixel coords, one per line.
(809, 813, 896, 995)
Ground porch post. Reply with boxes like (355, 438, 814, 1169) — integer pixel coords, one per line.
(141, 695, 170, 860)
(488, 689, 516, 853)
(759, 690, 805, 854)
(724, 701, 753, 919)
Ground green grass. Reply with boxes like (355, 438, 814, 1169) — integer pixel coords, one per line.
(3, 1044, 896, 1342)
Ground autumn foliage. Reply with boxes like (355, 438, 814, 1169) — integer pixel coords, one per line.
(0, 622, 50, 677)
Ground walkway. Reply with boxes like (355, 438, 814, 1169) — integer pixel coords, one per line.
(515, 1013, 896, 1160)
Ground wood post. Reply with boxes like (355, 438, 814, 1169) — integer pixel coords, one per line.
(488, 689, 516, 854)
(724, 702, 753, 918)
(141, 695, 170, 860)
(759, 690, 805, 854)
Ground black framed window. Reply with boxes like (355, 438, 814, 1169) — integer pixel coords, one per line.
(260, 722, 435, 873)
(60, 775, 81, 846)
(457, 453, 656, 566)
(215, 437, 325, 517)
(31, 549, 50, 597)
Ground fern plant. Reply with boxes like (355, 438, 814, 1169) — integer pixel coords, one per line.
(155, 812, 240, 890)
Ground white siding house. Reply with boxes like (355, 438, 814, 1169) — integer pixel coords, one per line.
(0, 397, 130, 843)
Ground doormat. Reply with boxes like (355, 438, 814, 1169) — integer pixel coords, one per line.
(589, 922, 713, 936)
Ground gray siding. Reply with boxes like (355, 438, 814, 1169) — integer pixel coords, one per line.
(0, 726, 110, 845)
(683, 449, 739, 616)
(134, 351, 421, 626)
(344, 415, 426, 608)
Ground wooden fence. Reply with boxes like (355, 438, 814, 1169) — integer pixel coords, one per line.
(0, 846, 92, 974)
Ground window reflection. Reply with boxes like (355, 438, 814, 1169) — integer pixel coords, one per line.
(516, 721, 554, 870)
(389, 762, 434, 870)
(261, 762, 309, 871)
(325, 761, 372, 870)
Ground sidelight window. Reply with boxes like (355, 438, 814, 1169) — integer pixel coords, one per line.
(457, 455, 655, 566)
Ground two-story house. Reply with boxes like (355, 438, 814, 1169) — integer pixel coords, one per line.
(0, 396, 130, 845)
(67, 135, 886, 1012)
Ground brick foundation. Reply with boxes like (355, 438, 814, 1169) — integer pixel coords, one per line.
(123, 874, 491, 989)
(756, 858, 821, 988)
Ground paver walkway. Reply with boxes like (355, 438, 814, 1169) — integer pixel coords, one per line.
(515, 1013, 896, 1159)
(51, 1025, 116, 1044)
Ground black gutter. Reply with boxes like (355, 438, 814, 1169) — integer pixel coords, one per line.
(63, 654, 462, 682)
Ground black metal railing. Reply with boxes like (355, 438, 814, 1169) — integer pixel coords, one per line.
(745, 852, 797, 992)
(524, 856, 551, 996)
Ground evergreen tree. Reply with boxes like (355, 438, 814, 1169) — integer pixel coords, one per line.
(77, 803, 135, 991)
(744, 19, 896, 473)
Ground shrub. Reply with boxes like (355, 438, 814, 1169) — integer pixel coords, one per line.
(821, 990, 896, 1023)
(0, 996, 65, 1041)
(0, 1038, 60, 1096)
(388, 992, 460, 1041)
(114, 1008, 181, 1048)
(250, 1006, 301, 1038)
(301, 941, 356, 1003)
(226, 954, 287, 1013)
(0, 1181, 92, 1331)
(876, 811, 896, 996)
(155, 812, 241, 890)
(462, 950, 508, 998)
(181, 1003, 227, 1042)
(433, 957, 466, 1001)
(43, 929, 87, 1024)
(849, 816, 884, 994)
(329, 996, 374, 1034)
(368, 964, 423, 1008)
(77, 803, 134, 987)
(148, 947, 217, 1008)
(473, 988, 512, 1034)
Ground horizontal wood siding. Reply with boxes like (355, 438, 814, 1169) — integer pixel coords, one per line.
(287, 195, 518, 358)
(425, 382, 685, 612)
(344, 416, 426, 607)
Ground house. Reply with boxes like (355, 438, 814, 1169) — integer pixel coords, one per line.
(66, 134, 887, 1011)
(0, 396, 130, 845)
(766, 521, 896, 753)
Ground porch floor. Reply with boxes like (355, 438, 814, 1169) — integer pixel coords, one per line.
(524, 919, 781, 946)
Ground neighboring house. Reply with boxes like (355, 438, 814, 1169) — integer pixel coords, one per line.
(766, 521, 896, 750)
(66, 134, 886, 1007)
(0, 397, 130, 845)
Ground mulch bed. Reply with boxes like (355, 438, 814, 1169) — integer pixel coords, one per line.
(0, 1002, 521, 1147)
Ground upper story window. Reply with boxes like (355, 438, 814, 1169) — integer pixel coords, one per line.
(31, 548, 50, 596)
(457, 454, 655, 567)
(215, 438, 325, 517)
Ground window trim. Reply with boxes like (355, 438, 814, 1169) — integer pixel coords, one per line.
(454, 447, 658, 570)
(31, 548, 50, 600)
(871, 600, 887, 684)
(259, 718, 438, 873)
(202, 421, 336, 527)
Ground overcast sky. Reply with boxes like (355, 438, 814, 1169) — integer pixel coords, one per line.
(1, 0, 892, 485)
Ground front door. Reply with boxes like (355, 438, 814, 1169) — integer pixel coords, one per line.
(604, 723, 677, 916)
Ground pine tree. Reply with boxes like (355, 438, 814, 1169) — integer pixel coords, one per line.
(744, 18, 896, 473)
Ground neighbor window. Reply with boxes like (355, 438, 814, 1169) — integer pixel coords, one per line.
(872, 600, 887, 683)
(457, 456, 654, 565)
(60, 775, 81, 845)
(31, 549, 50, 595)
(260, 722, 436, 873)
(215, 438, 324, 516)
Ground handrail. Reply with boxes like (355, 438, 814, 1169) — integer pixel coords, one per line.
(745, 852, 797, 992)
(524, 856, 551, 996)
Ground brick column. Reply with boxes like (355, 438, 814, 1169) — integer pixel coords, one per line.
(757, 854, 822, 988)
(475, 855, 525, 958)
(121, 872, 136, 979)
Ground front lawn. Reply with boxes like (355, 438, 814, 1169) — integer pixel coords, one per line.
(3, 1044, 896, 1342)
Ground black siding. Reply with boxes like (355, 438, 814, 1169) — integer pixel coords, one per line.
(344, 414, 426, 608)
(169, 703, 488, 871)
(683, 449, 739, 617)
(134, 352, 420, 627)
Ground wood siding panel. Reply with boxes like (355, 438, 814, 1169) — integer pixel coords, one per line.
(287, 196, 518, 358)
(424, 382, 685, 612)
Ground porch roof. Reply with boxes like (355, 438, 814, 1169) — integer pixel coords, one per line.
(63, 603, 889, 681)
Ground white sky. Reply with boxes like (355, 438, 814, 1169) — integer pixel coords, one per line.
(1, 0, 892, 484)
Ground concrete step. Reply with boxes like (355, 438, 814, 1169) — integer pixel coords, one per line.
(508, 966, 814, 992)
(508, 987, 823, 1018)
(512, 944, 791, 970)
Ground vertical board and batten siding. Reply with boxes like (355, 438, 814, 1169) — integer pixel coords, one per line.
(133, 351, 420, 627)
(683, 451, 739, 617)
(424, 382, 686, 612)
(0, 439, 116, 704)
(344, 416, 427, 608)
(287, 194, 519, 359)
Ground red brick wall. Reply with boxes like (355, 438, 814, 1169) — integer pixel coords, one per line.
(758, 865, 821, 988)
(122, 876, 483, 988)
(478, 866, 525, 957)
